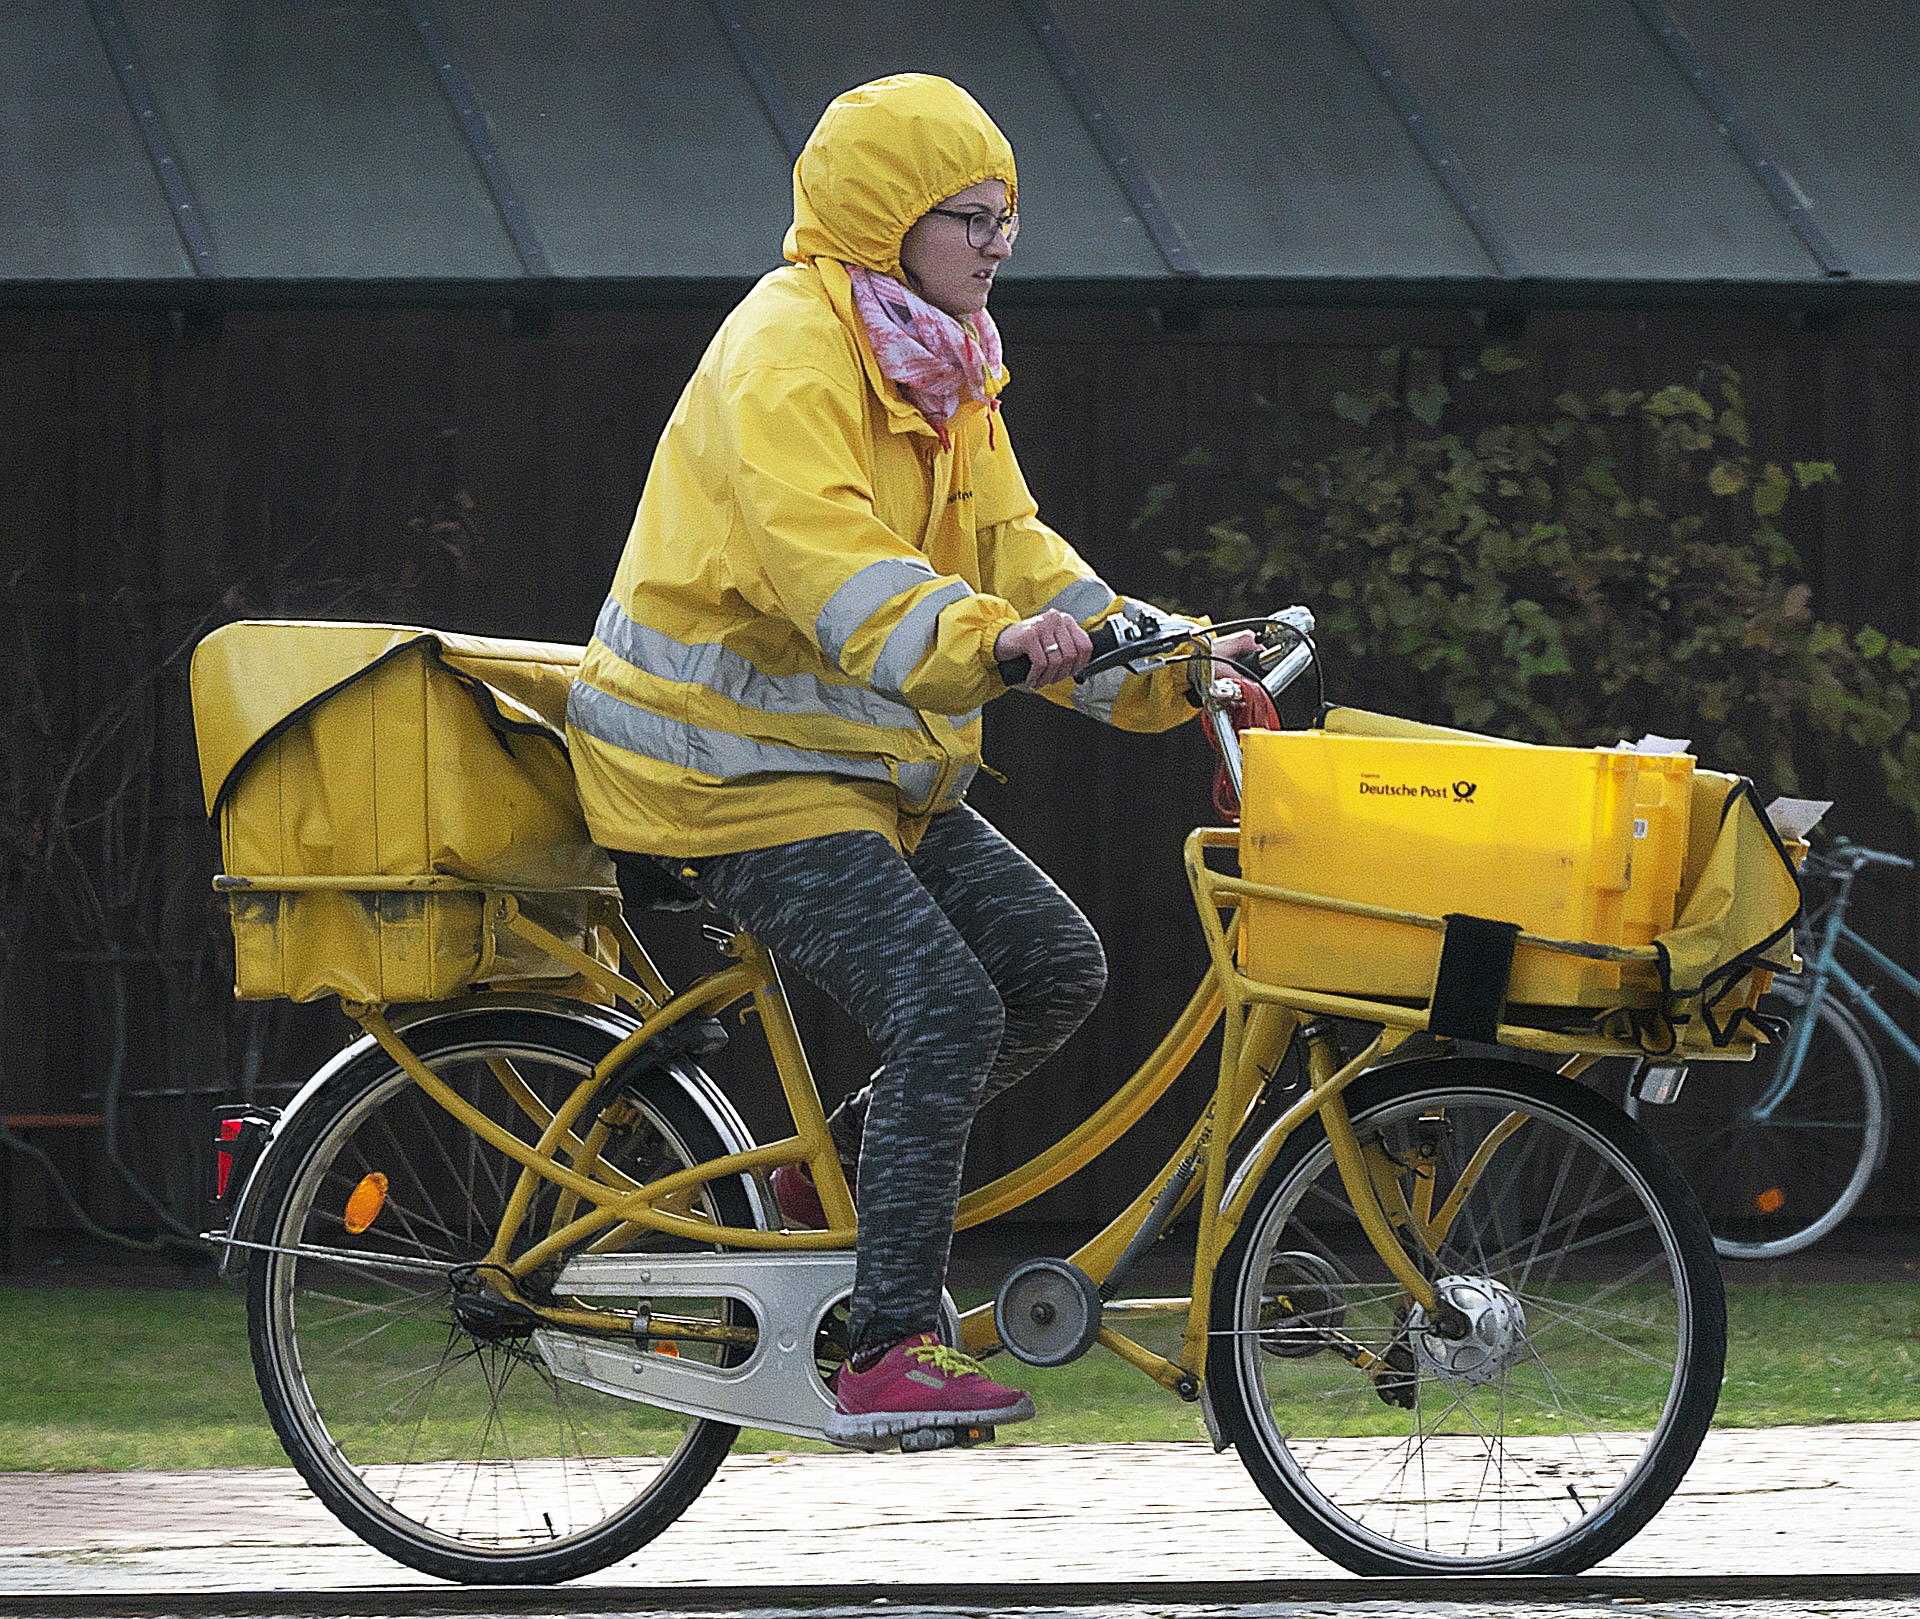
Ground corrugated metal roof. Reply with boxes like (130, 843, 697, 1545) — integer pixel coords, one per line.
(2, 0, 1914, 305)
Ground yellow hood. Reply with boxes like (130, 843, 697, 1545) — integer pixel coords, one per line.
(783, 74, 1017, 280)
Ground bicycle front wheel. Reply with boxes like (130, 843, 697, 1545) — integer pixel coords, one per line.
(1626, 978, 1889, 1260)
(1211, 1061, 1724, 1576)
(246, 1002, 761, 1584)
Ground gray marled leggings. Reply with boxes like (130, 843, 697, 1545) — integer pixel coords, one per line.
(673, 805, 1107, 1354)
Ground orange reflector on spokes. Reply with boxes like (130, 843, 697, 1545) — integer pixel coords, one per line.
(344, 1172, 390, 1234)
(1754, 1187, 1786, 1215)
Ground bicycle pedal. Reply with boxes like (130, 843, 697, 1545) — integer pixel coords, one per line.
(896, 1423, 996, 1454)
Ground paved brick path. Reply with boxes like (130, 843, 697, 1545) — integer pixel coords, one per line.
(3, 1423, 1917, 1594)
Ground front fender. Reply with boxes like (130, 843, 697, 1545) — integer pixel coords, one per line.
(1220, 1048, 1550, 1220)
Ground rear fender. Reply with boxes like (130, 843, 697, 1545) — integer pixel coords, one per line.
(214, 994, 769, 1276)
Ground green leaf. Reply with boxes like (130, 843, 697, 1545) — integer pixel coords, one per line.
(1376, 346, 1401, 369)
(1857, 625, 1890, 660)
(1753, 463, 1791, 517)
(1406, 381, 1450, 427)
(1646, 385, 1713, 419)
(1333, 391, 1379, 426)
(1582, 461, 1625, 499)
(1794, 460, 1840, 488)
(1479, 346, 1530, 376)
(1708, 461, 1748, 496)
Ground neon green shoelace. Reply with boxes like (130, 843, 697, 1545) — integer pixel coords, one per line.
(907, 1341, 989, 1379)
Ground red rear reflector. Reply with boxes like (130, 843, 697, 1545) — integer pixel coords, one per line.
(1755, 1187, 1786, 1215)
(215, 1117, 245, 1199)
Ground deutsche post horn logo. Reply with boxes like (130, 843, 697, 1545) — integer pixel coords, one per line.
(1452, 780, 1478, 802)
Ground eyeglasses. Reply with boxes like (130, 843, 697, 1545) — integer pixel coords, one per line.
(924, 207, 1020, 250)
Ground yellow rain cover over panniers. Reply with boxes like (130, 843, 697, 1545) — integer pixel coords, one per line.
(1648, 770, 1804, 1048)
(190, 621, 615, 1005)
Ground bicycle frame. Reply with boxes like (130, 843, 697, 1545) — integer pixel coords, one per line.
(1764, 868, 1920, 1116)
(317, 793, 1714, 1404)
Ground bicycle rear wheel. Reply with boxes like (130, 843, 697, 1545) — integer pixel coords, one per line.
(1211, 1060, 1723, 1576)
(1627, 978, 1889, 1260)
(246, 1002, 761, 1584)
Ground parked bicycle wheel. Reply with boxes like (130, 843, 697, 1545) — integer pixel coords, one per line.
(1211, 1061, 1723, 1576)
(246, 1001, 762, 1584)
(1627, 977, 1890, 1260)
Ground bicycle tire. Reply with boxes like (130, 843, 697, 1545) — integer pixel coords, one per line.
(1210, 1059, 1724, 1576)
(246, 1002, 761, 1584)
(1627, 977, 1890, 1260)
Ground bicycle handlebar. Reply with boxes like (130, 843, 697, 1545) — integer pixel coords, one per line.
(998, 607, 1319, 699)
(996, 606, 1321, 810)
(1819, 837, 1915, 875)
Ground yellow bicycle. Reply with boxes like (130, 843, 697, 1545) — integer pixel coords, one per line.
(193, 608, 1793, 1584)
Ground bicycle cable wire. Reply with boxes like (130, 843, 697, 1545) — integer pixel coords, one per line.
(1128, 614, 1327, 719)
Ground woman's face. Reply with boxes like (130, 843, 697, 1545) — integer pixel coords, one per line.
(897, 179, 1014, 320)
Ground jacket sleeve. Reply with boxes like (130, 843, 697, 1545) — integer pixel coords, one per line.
(722, 363, 1019, 716)
(973, 425, 1200, 734)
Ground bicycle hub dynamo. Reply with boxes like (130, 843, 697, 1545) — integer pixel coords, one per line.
(994, 1257, 1103, 1367)
(1408, 1275, 1527, 1386)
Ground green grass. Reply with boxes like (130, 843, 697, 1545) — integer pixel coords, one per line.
(2, 1281, 1917, 1471)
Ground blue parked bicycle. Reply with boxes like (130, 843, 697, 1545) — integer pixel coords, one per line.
(1628, 838, 1908, 1260)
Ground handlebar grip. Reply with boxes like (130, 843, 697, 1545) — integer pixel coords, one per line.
(998, 618, 1122, 686)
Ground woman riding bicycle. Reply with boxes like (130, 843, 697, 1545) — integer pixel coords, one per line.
(566, 73, 1249, 1449)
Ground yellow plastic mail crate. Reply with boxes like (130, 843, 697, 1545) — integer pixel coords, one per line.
(192, 622, 615, 1005)
(1239, 730, 1693, 1007)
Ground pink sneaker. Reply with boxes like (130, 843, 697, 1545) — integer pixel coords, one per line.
(769, 1163, 825, 1228)
(824, 1332, 1034, 1450)
(770, 1162, 856, 1229)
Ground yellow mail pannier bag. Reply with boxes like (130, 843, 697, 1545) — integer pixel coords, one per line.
(191, 620, 616, 1005)
(1238, 708, 1800, 1043)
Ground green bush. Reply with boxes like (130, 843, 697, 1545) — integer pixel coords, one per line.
(1139, 351, 1920, 815)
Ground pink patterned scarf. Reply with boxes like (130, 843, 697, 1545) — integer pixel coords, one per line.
(847, 264, 1004, 449)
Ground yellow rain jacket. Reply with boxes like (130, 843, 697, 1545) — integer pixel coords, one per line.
(567, 74, 1197, 857)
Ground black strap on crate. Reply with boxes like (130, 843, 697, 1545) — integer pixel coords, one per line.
(1430, 914, 1523, 1043)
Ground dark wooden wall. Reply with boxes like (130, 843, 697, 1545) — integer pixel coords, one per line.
(3, 298, 1917, 1241)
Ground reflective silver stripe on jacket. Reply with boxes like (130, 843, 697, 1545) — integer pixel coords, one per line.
(1040, 575, 1116, 621)
(815, 556, 943, 667)
(1071, 664, 1129, 725)
(871, 579, 973, 703)
(592, 599, 920, 734)
(568, 682, 942, 807)
(938, 761, 980, 809)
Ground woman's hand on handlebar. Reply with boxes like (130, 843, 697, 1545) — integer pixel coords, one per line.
(995, 609, 1094, 689)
